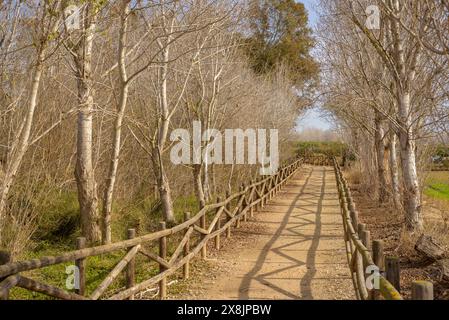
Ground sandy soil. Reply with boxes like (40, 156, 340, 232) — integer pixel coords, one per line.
(175, 165, 355, 300)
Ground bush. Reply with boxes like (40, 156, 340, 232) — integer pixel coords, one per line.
(435, 145, 449, 158)
(34, 189, 80, 243)
(296, 141, 352, 159)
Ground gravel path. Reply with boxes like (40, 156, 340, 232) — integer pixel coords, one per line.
(177, 165, 355, 300)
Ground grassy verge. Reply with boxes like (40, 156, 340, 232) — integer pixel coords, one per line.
(424, 171, 449, 201)
(9, 194, 201, 300)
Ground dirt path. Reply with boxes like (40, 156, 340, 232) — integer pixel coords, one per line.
(175, 165, 355, 300)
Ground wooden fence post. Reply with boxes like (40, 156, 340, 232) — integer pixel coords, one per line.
(357, 224, 366, 240)
(75, 237, 86, 296)
(385, 256, 401, 293)
(265, 180, 269, 205)
(250, 180, 255, 218)
(412, 281, 433, 300)
(273, 176, 277, 195)
(159, 222, 167, 299)
(261, 182, 266, 208)
(361, 230, 371, 251)
(201, 212, 207, 259)
(268, 179, 273, 200)
(255, 179, 261, 212)
(215, 197, 222, 250)
(0, 251, 11, 300)
(272, 177, 276, 197)
(361, 230, 372, 299)
(183, 212, 191, 279)
(372, 240, 384, 271)
(242, 184, 248, 223)
(226, 190, 231, 239)
(126, 229, 136, 300)
(236, 185, 243, 228)
(355, 223, 368, 300)
(261, 179, 266, 207)
(371, 239, 384, 300)
(351, 210, 360, 233)
(267, 179, 272, 201)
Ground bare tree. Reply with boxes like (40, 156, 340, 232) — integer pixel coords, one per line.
(0, 0, 63, 243)
(65, 2, 103, 243)
(318, 0, 449, 233)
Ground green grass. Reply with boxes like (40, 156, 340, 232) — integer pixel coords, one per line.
(8, 193, 200, 300)
(34, 189, 80, 243)
(9, 247, 161, 300)
(424, 171, 449, 201)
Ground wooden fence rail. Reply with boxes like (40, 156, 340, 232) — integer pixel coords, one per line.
(332, 157, 434, 300)
(0, 158, 303, 300)
(332, 157, 403, 300)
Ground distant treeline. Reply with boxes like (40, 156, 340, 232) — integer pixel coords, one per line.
(296, 141, 354, 160)
(431, 145, 449, 171)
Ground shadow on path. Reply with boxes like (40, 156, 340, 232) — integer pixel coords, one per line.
(299, 167, 325, 299)
(238, 167, 319, 299)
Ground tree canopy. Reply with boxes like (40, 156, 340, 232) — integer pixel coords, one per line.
(244, 0, 319, 86)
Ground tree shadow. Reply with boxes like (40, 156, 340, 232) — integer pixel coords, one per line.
(237, 166, 327, 299)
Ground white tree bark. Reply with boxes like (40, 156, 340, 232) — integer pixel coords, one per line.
(73, 4, 101, 243)
(155, 41, 175, 223)
(193, 164, 206, 209)
(202, 161, 211, 202)
(397, 92, 423, 231)
(153, 146, 175, 223)
(374, 111, 388, 204)
(102, 0, 131, 244)
(389, 125, 401, 210)
(391, 0, 423, 232)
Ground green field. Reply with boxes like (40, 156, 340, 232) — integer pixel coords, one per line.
(424, 171, 449, 201)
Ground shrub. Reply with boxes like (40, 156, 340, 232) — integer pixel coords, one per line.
(296, 141, 352, 158)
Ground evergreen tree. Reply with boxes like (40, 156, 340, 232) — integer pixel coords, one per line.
(245, 0, 319, 86)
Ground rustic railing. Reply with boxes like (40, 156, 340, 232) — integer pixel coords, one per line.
(0, 158, 303, 300)
(332, 157, 434, 300)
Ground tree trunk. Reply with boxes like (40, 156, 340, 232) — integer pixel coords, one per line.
(75, 87, 101, 244)
(391, 0, 423, 233)
(153, 41, 175, 223)
(74, 6, 101, 244)
(397, 92, 423, 232)
(227, 163, 235, 193)
(415, 234, 445, 262)
(374, 111, 388, 204)
(102, 0, 130, 244)
(202, 161, 211, 202)
(155, 153, 175, 223)
(211, 163, 217, 196)
(193, 164, 206, 209)
(389, 126, 401, 210)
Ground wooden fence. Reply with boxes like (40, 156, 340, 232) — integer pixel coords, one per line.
(0, 159, 303, 300)
(333, 157, 434, 300)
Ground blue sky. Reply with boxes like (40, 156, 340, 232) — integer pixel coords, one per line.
(302, 0, 319, 27)
(295, 1, 332, 131)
